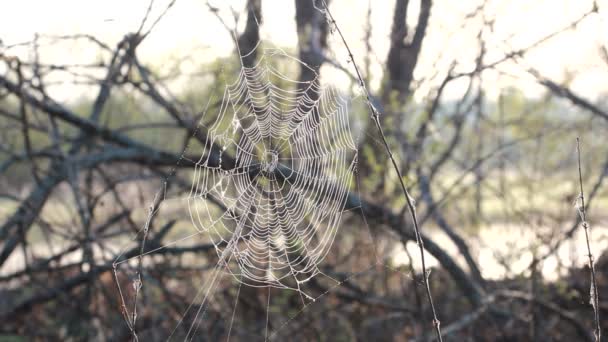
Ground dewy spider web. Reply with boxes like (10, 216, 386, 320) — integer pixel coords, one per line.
(187, 47, 358, 292)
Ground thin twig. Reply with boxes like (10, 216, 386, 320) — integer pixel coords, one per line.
(576, 137, 601, 342)
(319, 1, 443, 340)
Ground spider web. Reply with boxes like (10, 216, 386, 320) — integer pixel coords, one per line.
(112, 4, 407, 342)
(187, 48, 358, 293)
(162, 47, 364, 340)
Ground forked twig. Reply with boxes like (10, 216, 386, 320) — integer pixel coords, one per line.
(576, 137, 601, 342)
(319, 1, 443, 340)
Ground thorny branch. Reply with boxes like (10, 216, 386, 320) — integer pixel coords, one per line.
(576, 138, 602, 341)
(319, 1, 443, 340)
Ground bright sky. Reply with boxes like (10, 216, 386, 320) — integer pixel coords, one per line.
(1, 0, 607, 102)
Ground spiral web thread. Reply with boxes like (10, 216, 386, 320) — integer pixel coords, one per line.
(188, 47, 357, 294)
